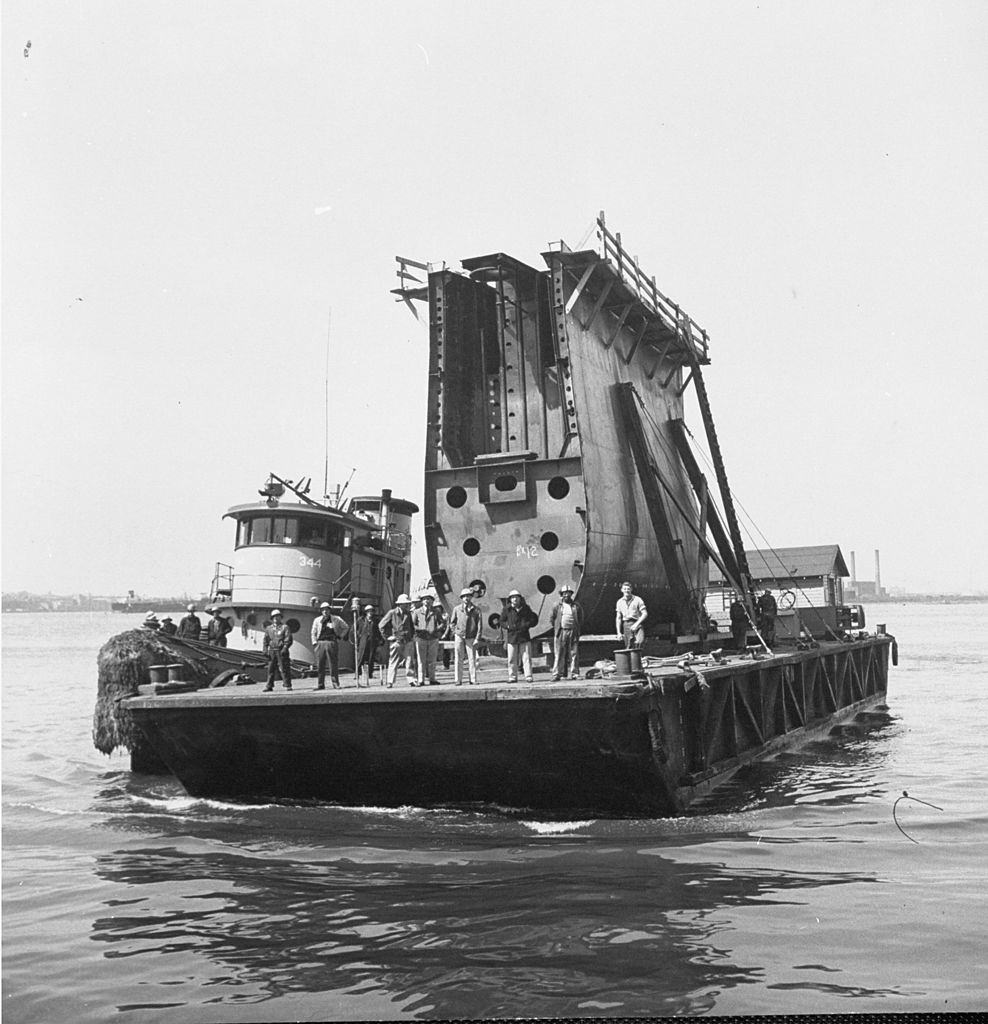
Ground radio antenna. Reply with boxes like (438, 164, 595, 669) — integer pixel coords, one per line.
(323, 308, 332, 500)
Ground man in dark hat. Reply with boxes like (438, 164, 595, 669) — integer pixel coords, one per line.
(729, 596, 749, 652)
(207, 606, 233, 647)
(354, 605, 380, 687)
(158, 615, 178, 636)
(756, 588, 778, 647)
(263, 609, 293, 691)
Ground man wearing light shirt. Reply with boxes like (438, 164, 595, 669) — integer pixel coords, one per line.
(615, 581, 648, 648)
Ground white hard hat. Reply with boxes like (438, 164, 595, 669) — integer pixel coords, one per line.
(319, 601, 332, 609)
(187, 603, 196, 612)
(396, 594, 412, 605)
(363, 604, 374, 611)
(559, 583, 574, 593)
(271, 609, 283, 617)
(459, 588, 474, 597)
(508, 589, 522, 598)
(419, 592, 434, 600)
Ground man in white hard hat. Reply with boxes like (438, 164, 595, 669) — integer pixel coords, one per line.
(378, 594, 415, 688)
(310, 601, 348, 689)
(550, 583, 583, 680)
(502, 589, 538, 683)
(447, 587, 483, 685)
(178, 603, 201, 640)
(262, 610, 294, 691)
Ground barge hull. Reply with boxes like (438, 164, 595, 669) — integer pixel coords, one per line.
(124, 638, 891, 817)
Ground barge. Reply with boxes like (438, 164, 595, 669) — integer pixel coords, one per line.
(122, 638, 891, 816)
(102, 213, 895, 815)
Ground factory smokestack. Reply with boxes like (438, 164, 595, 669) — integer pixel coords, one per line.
(851, 550, 857, 585)
(874, 549, 882, 596)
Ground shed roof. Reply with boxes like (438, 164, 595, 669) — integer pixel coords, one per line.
(710, 545, 849, 583)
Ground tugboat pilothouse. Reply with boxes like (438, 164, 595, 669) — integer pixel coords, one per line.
(208, 474, 417, 664)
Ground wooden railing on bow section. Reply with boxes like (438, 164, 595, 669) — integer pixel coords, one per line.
(596, 211, 709, 362)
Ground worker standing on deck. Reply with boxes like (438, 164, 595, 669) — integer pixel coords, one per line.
(757, 589, 778, 647)
(615, 582, 648, 649)
(207, 607, 233, 647)
(311, 601, 348, 689)
(729, 597, 749, 652)
(262, 609, 293, 691)
(411, 593, 443, 686)
(178, 603, 201, 640)
(404, 595, 421, 684)
(503, 590, 538, 684)
(448, 587, 482, 685)
(354, 605, 380, 687)
(379, 594, 415, 688)
(550, 584, 583, 681)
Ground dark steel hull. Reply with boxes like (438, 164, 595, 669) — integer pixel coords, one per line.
(123, 638, 891, 817)
(423, 248, 708, 635)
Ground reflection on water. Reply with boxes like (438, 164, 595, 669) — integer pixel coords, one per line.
(89, 826, 894, 1018)
(78, 708, 919, 1017)
(690, 714, 900, 817)
(5, 606, 987, 1020)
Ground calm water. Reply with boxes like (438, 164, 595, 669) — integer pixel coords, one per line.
(2, 604, 986, 1020)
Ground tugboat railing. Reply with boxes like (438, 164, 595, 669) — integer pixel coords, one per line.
(210, 568, 379, 607)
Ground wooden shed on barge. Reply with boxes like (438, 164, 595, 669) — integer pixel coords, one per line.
(704, 544, 856, 641)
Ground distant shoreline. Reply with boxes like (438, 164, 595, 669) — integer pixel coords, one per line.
(3, 592, 987, 613)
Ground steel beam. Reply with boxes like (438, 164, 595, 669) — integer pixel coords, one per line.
(614, 382, 697, 632)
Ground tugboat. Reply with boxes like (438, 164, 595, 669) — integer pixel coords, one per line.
(204, 474, 417, 664)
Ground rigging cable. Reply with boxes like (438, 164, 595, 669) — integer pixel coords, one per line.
(679, 420, 847, 641)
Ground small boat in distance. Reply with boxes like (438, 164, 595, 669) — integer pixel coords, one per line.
(111, 593, 198, 614)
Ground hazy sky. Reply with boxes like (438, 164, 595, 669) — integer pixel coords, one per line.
(3, 1, 986, 597)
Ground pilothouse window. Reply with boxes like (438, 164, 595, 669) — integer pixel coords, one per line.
(237, 514, 345, 551)
(271, 517, 297, 545)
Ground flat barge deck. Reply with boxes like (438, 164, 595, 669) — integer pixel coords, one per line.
(122, 635, 891, 817)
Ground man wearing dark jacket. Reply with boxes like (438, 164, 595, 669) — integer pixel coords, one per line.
(550, 583, 582, 680)
(503, 589, 539, 683)
(310, 601, 348, 689)
(757, 589, 778, 647)
(262, 609, 293, 691)
(729, 598, 749, 652)
(206, 607, 233, 647)
(178, 603, 201, 640)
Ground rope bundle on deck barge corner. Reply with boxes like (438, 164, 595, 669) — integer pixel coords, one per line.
(92, 629, 212, 771)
